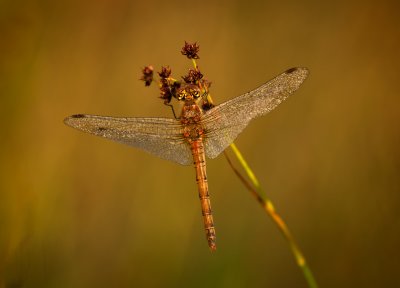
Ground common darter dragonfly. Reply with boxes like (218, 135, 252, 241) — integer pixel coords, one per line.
(64, 67, 309, 251)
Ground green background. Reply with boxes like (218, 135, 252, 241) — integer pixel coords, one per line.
(1, 0, 399, 287)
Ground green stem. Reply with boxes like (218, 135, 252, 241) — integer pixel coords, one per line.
(191, 58, 197, 69)
(227, 143, 318, 288)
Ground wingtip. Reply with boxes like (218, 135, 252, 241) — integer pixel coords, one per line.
(285, 67, 298, 74)
(285, 67, 309, 75)
(284, 67, 309, 84)
(63, 116, 70, 125)
(70, 114, 86, 119)
(209, 244, 217, 252)
(64, 114, 85, 125)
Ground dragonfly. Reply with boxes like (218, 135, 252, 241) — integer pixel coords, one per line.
(64, 67, 309, 251)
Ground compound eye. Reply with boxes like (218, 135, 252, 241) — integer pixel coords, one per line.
(177, 91, 186, 100)
(192, 89, 200, 98)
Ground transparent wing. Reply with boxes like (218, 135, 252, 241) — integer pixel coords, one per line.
(64, 114, 193, 165)
(202, 67, 309, 158)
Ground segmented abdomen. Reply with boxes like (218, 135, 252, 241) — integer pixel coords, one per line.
(191, 140, 216, 251)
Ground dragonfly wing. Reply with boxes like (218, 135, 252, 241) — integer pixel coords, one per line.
(64, 114, 192, 165)
(202, 67, 309, 158)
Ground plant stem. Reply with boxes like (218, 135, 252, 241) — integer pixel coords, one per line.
(226, 143, 318, 288)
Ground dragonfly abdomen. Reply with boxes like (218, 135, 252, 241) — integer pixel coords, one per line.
(191, 140, 216, 251)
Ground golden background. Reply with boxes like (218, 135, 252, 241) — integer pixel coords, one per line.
(1, 0, 399, 287)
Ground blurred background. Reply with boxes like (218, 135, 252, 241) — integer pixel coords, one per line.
(1, 0, 399, 287)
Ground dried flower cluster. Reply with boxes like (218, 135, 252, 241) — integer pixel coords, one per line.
(140, 65, 154, 86)
(182, 68, 203, 84)
(181, 41, 200, 59)
(159, 66, 180, 104)
(140, 41, 214, 111)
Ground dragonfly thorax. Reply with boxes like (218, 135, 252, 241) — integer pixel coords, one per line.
(180, 100, 204, 142)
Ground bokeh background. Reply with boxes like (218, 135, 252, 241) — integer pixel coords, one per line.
(1, 0, 399, 287)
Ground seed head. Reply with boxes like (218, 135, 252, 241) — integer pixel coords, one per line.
(182, 68, 203, 84)
(140, 65, 154, 86)
(158, 66, 172, 79)
(181, 41, 200, 59)
(160, 79, 181, 104)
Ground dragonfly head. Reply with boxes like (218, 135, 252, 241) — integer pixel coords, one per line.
(176, 84, 201, 102)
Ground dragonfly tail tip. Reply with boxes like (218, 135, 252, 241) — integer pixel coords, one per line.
(209, 243, 217, 252)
